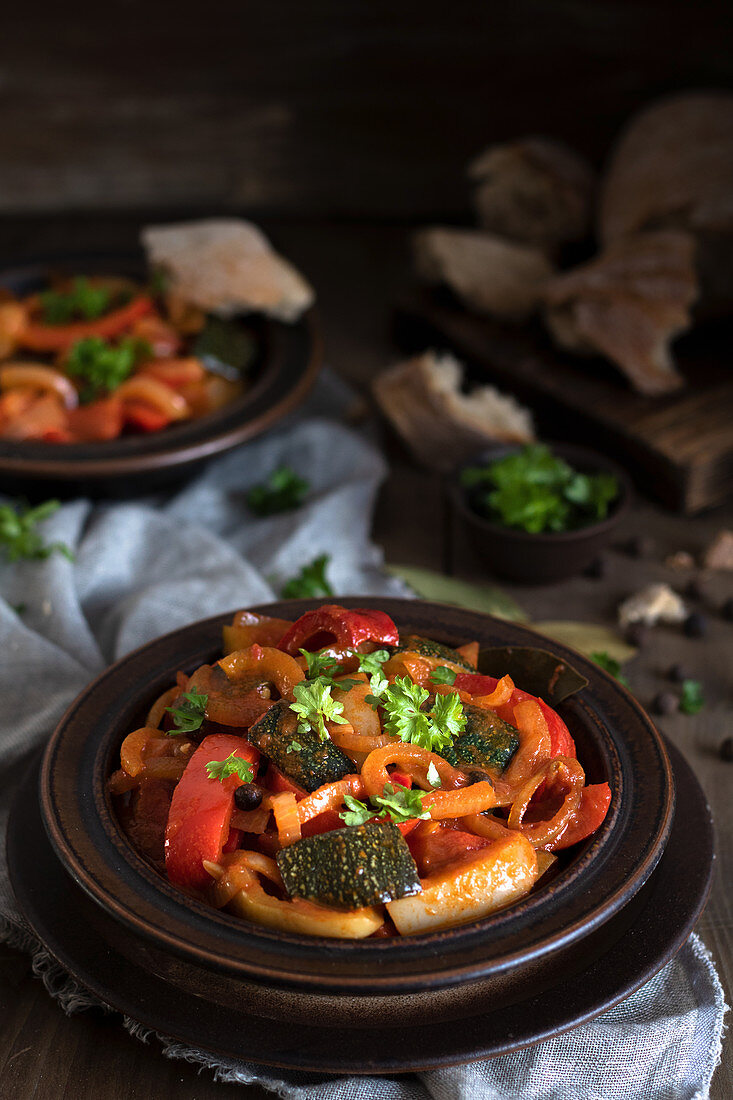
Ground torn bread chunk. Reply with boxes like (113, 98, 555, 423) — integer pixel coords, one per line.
(142, 219, 315, 323)
(468, 137, 595, 252)
(543, 231, 698, 396)
(413, 227, 554, 322)
(373, 351, 534, 471)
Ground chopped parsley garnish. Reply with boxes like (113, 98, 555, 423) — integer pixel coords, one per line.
(290, 679, 348, 741)
(0, 499, 73, 563)
(591, 651, 630, 688)
(381, 676, 466, 753)
(40, 277, 112, 324)
(65, 336, 150, 402)
(358, 649, 390, 707)
(430, 665, 457, 686)
(281, 554, 334, 599)
(165, 690, 208, 733)
(299, 649, 359, 692)
(206, 753, 254, 783)
(680, 679, 705, 715)
(247, 466, 310, 517)
(461, 444, 619, 534)
(340, 782, 431, 828)
(286, 740, 303, 754)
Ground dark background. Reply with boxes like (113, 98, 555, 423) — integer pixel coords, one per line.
(1, 0, 731, 219)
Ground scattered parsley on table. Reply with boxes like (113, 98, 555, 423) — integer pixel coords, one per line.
(281, 554, 334, 599)
(0, 500, 73, 563)
(591, 651, 630, 687)
(680, 680, 705, 715)
(247, 465, 309, 516)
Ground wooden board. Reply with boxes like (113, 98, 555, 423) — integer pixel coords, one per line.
(394, 292, 733, 515)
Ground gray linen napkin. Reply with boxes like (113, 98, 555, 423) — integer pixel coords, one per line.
(0, 385, 727, 1099)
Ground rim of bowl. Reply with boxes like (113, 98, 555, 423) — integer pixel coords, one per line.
(450, 441, 632, 544)
(39, 598, 674, 995)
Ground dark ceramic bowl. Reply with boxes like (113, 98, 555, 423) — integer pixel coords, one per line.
(450, 442, 631, 584)
(0, 254, 322, 498)
(38, 598, 674, 1027)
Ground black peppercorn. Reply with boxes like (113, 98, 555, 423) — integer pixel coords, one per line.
(720, 737, 733, 762)
(652, 692, 679, 716)
(584, 557, 606, 580)
(624, 623, 649, 648)
(234, 783, 263, 811)
(626, 535, 655, 559)
(683, 612, 708, 638)
(685, 578, 705, 600)
(721, 597, 733, 622)
(668, 663, 689, 684)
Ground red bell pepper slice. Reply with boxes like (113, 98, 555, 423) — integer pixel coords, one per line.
(277, 604, 399, 656)
(19, 295, 155, 352)
(408, 824, 490, 877)
(546, 783, 612, 851)
(66, 397, 124, 442)
(453, 672, 576, 759)
(164, 733, 260, 890)
(123, 401, 172, 433)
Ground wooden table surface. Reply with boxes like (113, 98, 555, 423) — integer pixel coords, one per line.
(0, 219, 730, 1098)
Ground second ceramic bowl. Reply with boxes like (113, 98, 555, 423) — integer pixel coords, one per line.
(450, 442, 631, 584)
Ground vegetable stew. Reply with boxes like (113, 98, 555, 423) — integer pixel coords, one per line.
(109, 604, 611, 938)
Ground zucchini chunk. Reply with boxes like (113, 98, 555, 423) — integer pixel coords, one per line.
(441, 703, 519, 773)
(387, 833, 538, 935)
(249, 700, 353, 793)
(276, 822, 422, 909)
(394, 634, 475, 671)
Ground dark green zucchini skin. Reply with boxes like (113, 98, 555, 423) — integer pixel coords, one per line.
(249, 700, 353, 793)
(394, 634, 474, 671)
(277, 821, 422, 909)
(441, 703, 519, 773)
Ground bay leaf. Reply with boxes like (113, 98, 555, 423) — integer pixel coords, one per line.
(386, 565, 528, 622)
(532, 620, 636, 663)
(477, 646, 588, 704)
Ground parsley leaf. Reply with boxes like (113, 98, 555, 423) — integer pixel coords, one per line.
(41, 277, 112, 325)
(0, 499, 73, 563)
(591, 651, 630, 688)
(358, 649, 390, 707)
(206, 753, 254, 783)
(247, 465, 310, 517)
(381, 676, 431, 745)
(431, 690, 467, 742)
(381, 677, 465, 753)
(340, 793, 375, 827)
(299, 649, 360, 692)
(461, 445, 619, 534)
(286, 740, 303, 754)
(373, 783, 431, 823)
(281, 554, 334, 599)
(680, 679, 705, 715)
(290, 679, 348, 741)
(165, 690, 208, 733)
(339, 782, 431, 827)
(430, 665, 457, 686)
(65, 336, 149, 402)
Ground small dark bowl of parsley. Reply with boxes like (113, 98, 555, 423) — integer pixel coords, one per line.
(451, 442, 631, 584)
